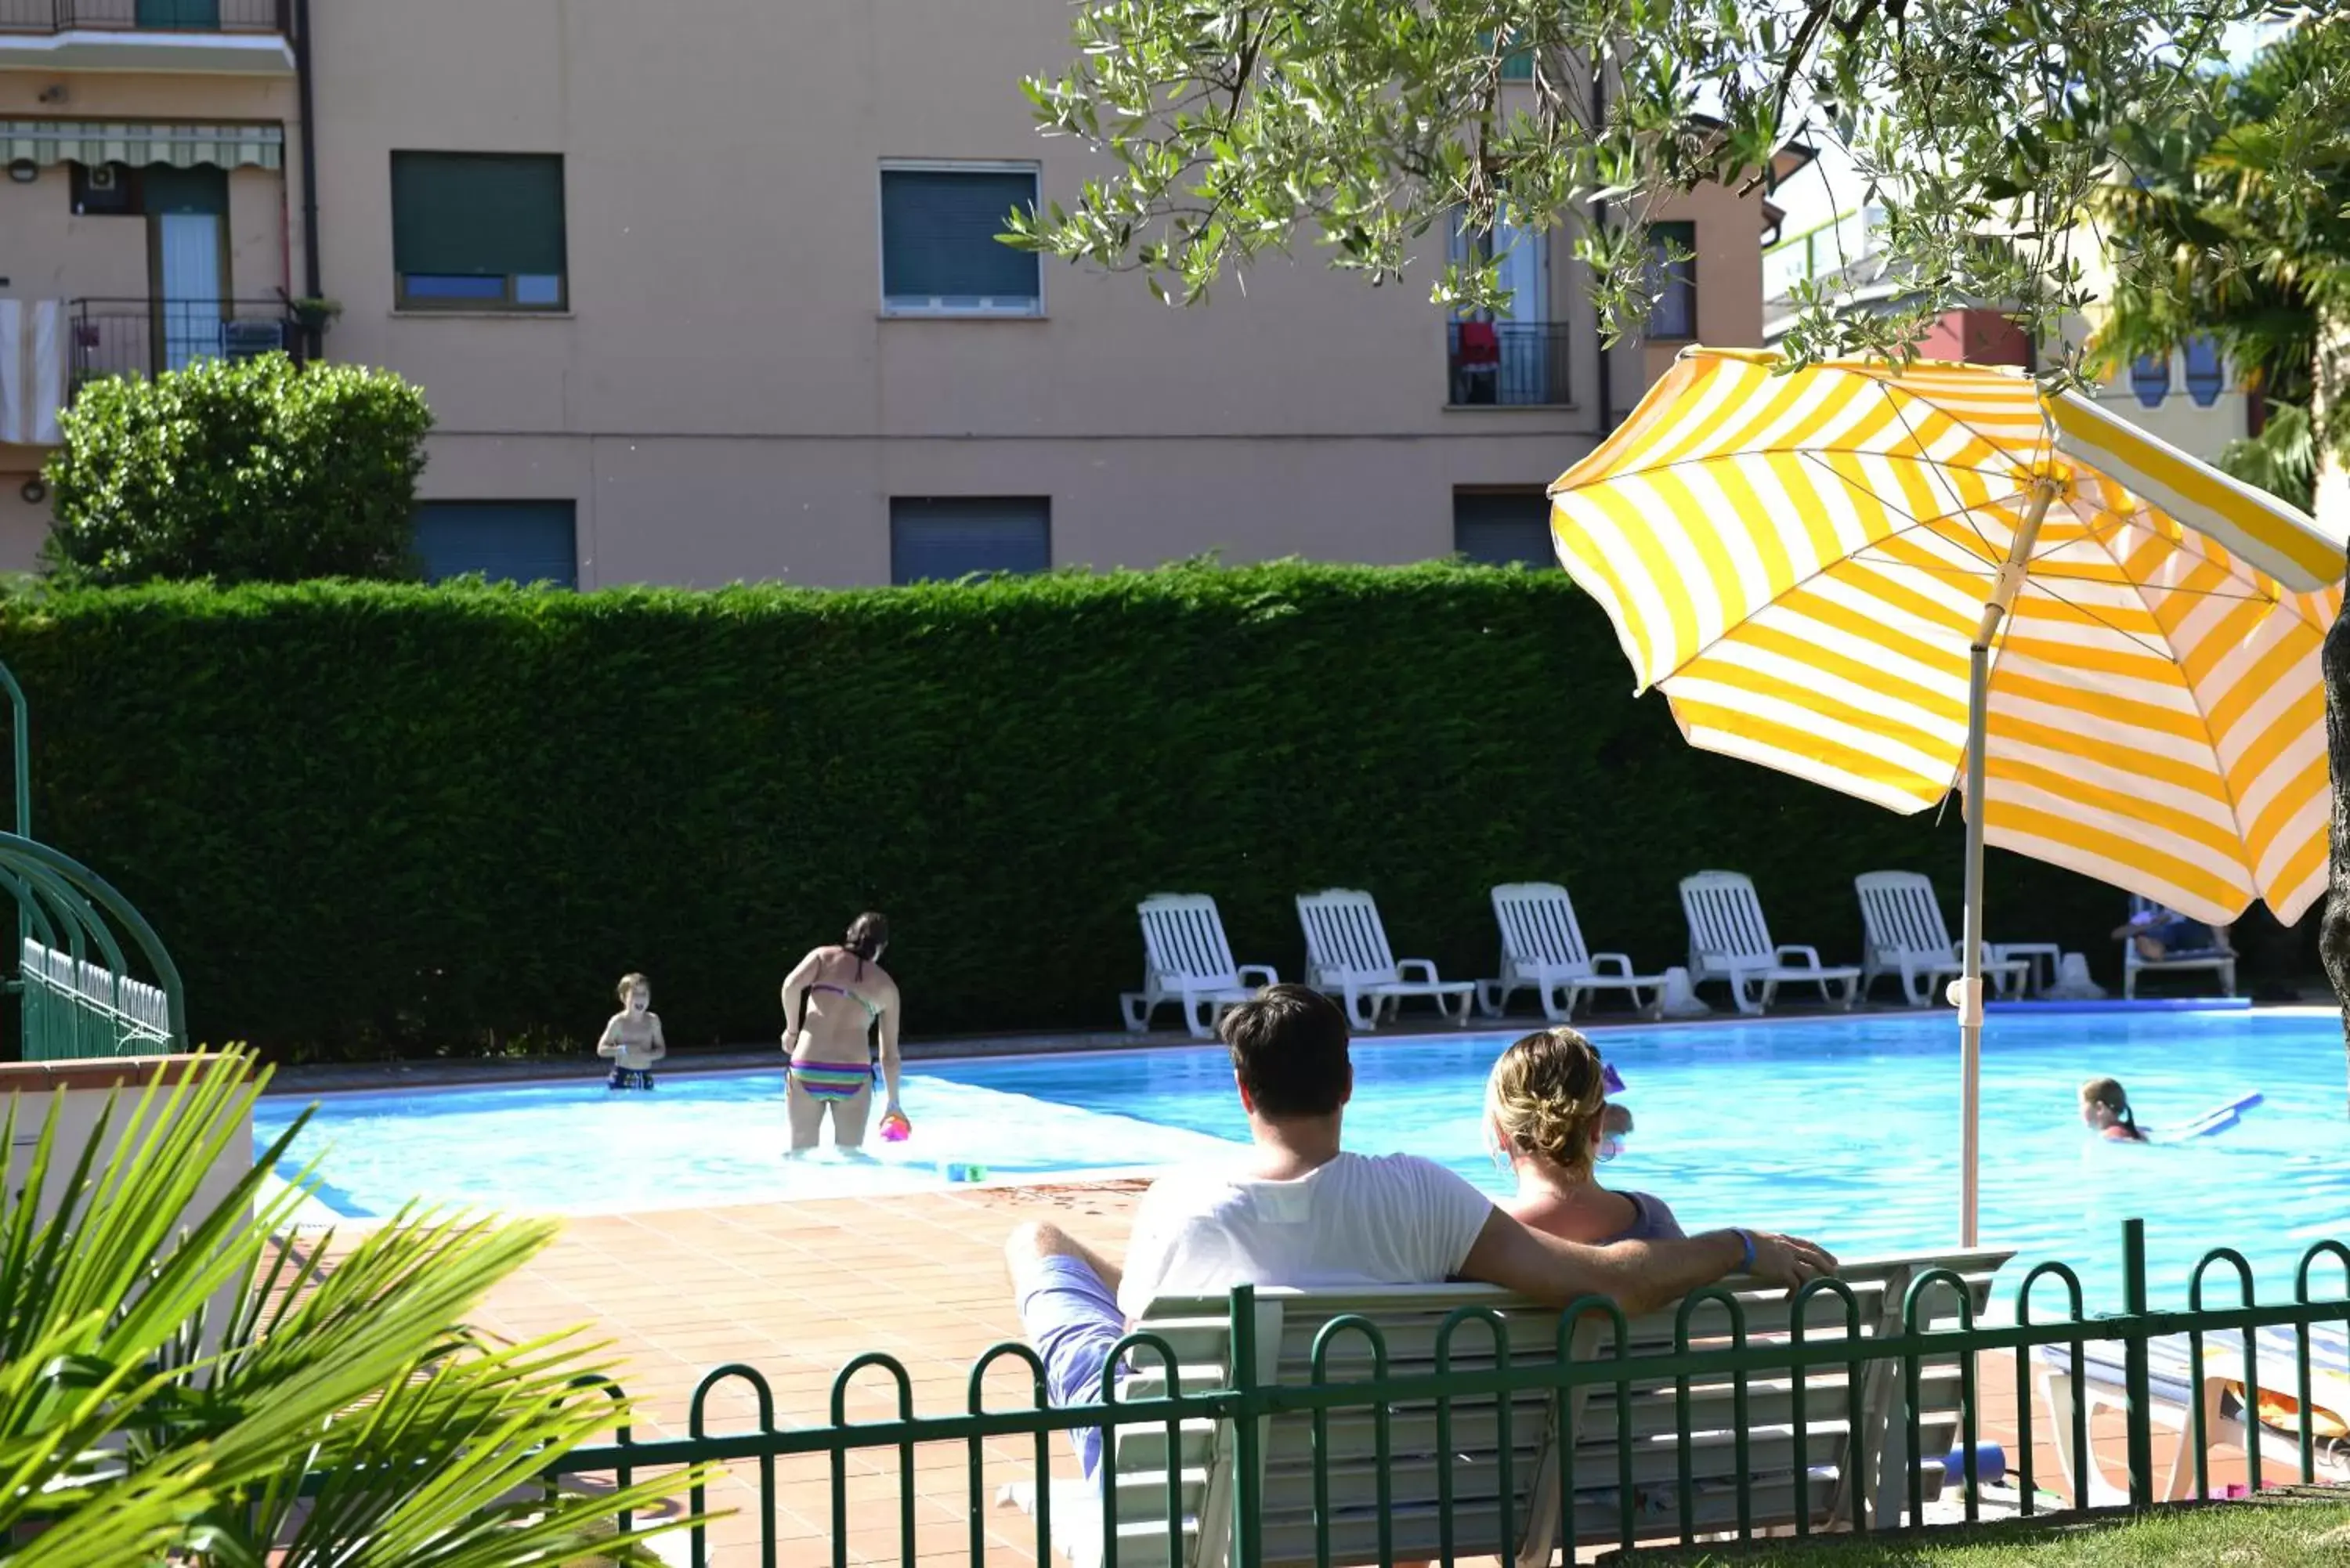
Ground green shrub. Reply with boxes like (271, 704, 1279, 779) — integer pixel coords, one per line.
(42, 355, 432, 586)
(0, 564, 2258, 1060)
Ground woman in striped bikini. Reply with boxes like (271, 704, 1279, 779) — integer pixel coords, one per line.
(780, 912, 902, 1155)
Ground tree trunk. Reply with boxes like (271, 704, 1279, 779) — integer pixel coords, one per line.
(2313, 308, 2350, 1114)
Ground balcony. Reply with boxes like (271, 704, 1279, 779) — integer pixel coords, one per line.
(0, 0, 294, 74)
(1447, 321, 1574, 407)
(69, 297, 302, 387)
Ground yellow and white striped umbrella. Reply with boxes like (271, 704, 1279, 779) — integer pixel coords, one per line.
(1549, 347, 2345, 927)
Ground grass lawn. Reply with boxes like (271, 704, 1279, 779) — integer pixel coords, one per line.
(1623, 1496, 2350, 1565)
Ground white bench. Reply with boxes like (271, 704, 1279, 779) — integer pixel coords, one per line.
(1012, 1248, 2012, 1568)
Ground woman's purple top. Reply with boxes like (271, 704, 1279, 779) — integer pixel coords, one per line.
(1600, 1190, 1684, 1243)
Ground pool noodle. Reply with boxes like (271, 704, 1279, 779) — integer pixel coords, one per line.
(2152, 1091, 2263, 1143)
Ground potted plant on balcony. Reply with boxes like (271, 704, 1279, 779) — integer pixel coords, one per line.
(285, 294, 342, 332)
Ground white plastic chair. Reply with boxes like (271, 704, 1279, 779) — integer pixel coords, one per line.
(1119, 894, 1277, 1038)
(1479, 883, 1668, 1021)
(2120, 895, 2236, 1000)
(1678, 870, 1861, 1016)
(1853, 872, 2031, 1007)
(1294, 889, 1475, 1029)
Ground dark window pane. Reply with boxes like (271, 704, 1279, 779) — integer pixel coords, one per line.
(392, 152, 567, 278)
(1647, 219, 1697, 339)
(2183, 337, 2224, 408)
(880, 168, 1040, 306)
(890, 497, 1050, 583)
(414, 501, 578, 587)
(2131, 353, 2171, 408)
(402, 274, 508, 300)
(138, 0, 222, 26)
(1453, 490, 1554, 566)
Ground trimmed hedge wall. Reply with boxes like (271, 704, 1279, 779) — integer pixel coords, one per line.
(0, 565, 2275, 1060)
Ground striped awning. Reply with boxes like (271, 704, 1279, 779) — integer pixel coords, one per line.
(0, 120, 283, 171)
(1548, 346, 2347, 925)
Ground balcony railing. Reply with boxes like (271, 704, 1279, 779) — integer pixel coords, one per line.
(1448, 320, 1574, 406)
(68, 298, 302, 386)
(0, 0, 287, 34)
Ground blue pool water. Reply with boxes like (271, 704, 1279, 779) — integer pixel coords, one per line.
(258, 1009, 2350, 1309)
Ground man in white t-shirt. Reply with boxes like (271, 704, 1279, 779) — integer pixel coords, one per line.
(1007, 984, 1836, 1482)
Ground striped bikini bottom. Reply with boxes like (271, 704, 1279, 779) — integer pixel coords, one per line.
(790, 1060, 873, 1100)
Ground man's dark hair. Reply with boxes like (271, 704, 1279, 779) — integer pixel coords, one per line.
(1220, 984, 1351, 1118)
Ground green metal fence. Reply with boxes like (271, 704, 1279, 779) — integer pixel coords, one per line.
(539, 1219, 2349, 1566)
(1, 656, 188, 1060)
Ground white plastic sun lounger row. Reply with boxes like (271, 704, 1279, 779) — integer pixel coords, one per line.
(1679, 870, 1862, 1017)
(1007, 1248, 2013, 1568)
(1121, 891, 1473, 1038)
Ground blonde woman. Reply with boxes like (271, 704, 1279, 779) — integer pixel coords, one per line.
(1486, 1028, 1683, 1243)
(780, 912, 902, 1154)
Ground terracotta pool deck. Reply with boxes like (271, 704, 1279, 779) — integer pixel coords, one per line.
(454, 1180, 2283, 1567)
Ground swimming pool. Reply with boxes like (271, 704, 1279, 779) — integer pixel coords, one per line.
(258, 1007, 2350, 1309)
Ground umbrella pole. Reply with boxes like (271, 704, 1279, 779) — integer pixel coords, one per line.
(1959, 479, 2059, 1248)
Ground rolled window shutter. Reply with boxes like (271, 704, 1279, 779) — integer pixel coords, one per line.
(393, 153, 566, 277)
(890, 498, 1050, 583)
(880, 170, 1039, 302)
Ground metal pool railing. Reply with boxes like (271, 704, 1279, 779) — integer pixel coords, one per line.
(18, 937, 173, 1060)
(540, 1219, 2350, 1566)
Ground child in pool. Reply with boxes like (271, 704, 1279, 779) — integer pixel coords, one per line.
(2080, 1077, 2146, 1143)
(598, 972, 667, 1090)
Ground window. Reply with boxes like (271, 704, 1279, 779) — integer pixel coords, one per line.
(890, 497, 1050, 584)
(2130, 353, 2172, 408)
(1452, 490, 1555, 568)
(70, 161, 142, 217)
(879, 165, 1040, 315)
(414, 501, 578, 587)
(1645, 220, 1697, 340)
(2183, 337, 2225, 407)
(392, 153, 567, 311)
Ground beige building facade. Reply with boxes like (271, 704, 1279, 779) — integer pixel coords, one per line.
(1, 2, 1773, 587)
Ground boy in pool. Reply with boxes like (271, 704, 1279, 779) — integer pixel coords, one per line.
(598, 973, 667, 1090)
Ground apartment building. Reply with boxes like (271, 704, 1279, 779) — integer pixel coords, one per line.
(1762, 205, 2265, 467)
(1, 1, 1779, 587)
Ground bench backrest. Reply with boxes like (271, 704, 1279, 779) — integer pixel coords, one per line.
(1296, 891, 1400, 985)
(1491, 883, 1594, 975)
(1139, 894, 1246, 989)
(1854, 872, 1955, 962)
(1679, 871, 1777, 966)
(1112, 1250, 2012, 1568)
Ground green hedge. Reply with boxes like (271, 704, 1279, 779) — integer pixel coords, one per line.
(0, 565, 2289, 1060)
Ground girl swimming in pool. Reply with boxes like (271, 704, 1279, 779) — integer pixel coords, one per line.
(597, 973, 667, 1090)
(779, 912, 902, 1156)
(2080, 1077, 2147, 1143)
(1486, 1028, 1682, 1243)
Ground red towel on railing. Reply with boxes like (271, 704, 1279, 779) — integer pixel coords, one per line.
(1457, 320, 1500, 366)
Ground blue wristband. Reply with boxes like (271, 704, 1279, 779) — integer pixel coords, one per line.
(1731, 1228, 1757, 1273)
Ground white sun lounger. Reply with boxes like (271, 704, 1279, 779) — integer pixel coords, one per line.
(2120, 895, 2236, 1000)
(1853, 872, 2032, 1008)
(1478, 882, 1669, 1021)
(1121, 894, 1279, 1039)
(2034, 1322, 2349, 1505)
(1294, 889, 1475, 1029)
(1003, 1248, 2012, 1568)
(1679, 871, 1861, 1016)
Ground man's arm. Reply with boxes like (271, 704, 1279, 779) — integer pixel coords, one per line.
(1459, 1209, 1835, 1318)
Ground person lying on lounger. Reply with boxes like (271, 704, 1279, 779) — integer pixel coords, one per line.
(2113, 904, 2228, 963)
(1488, 1028, 1683, 1243)
(1003, 985, 1834, 1487)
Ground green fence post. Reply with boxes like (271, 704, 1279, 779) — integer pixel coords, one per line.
(1229, 1284, 1263, 1568)
(2122, 1219, 2154, 1511)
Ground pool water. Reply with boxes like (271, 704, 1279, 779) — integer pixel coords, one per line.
(258, 1008, 2350, 1309)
